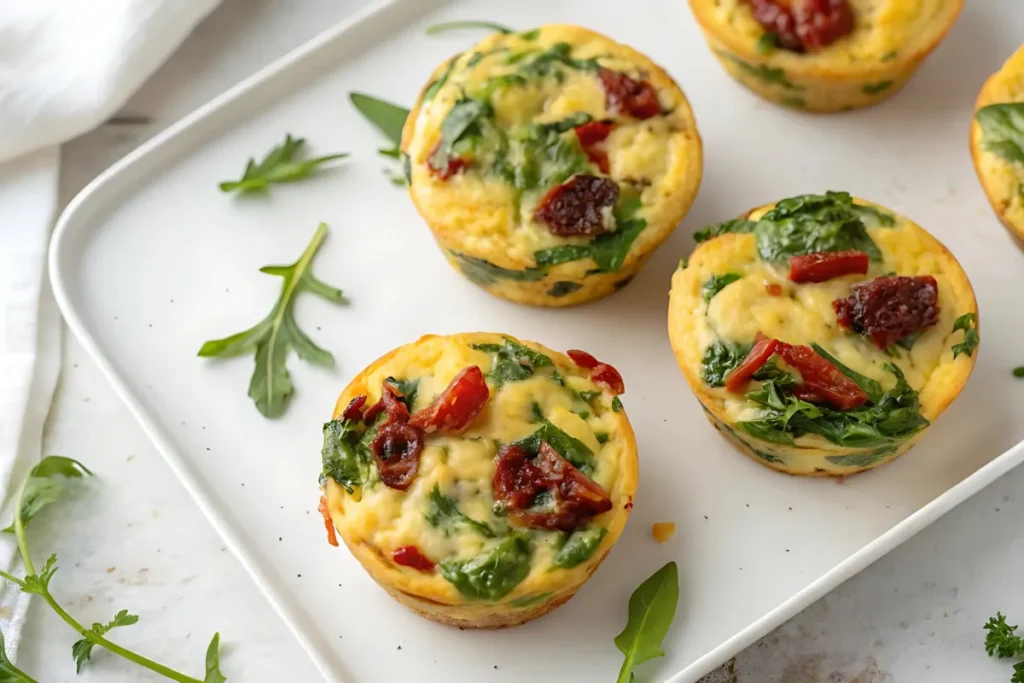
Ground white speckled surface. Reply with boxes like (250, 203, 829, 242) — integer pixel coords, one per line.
(20, 1, 1024, 681)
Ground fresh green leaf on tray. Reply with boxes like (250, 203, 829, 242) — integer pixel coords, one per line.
(219, 134, 347, 193)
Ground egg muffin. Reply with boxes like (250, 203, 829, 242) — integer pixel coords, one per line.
(971, 43, 1024, 247)
(668, 192, 978, 476)
(318, 333, 637, 627)
(688, 0, 963, 112)
(400, 25, 703, 307)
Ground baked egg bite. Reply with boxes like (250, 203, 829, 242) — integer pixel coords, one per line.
(688, 0, 963, 112)
(668, 192, 978, 476)
(318, 333, 637, 627)
(971, 43, 1024, 247)
(400, 24, 702, 307)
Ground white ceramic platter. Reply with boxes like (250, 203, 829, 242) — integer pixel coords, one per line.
(49, 1, 1024, 681)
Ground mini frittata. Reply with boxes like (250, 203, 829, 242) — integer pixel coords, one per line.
(688, 0, 963, 112)
(319, 333, 637, 627)
(971, 43, 1024, 247)
(668, 192, 978, 476)
(400, 25, 703, 306)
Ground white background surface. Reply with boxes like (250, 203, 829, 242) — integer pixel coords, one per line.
(19, 1, 1024, 682)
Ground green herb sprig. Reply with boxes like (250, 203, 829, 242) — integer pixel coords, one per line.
(984, 613, 1024, 683)
(219, 134, 347, 194)
(198, 223, 346, 418)
(615, 561, 679, 683)
(0, 457, 224, 682)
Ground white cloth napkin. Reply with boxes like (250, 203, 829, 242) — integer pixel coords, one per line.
(0, 0, 219, 661)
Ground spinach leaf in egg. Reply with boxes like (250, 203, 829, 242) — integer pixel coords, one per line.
(754, 191, 882, 263)
(701, 339, 752, 387)
(514, 421, 594, 470)
(320, 419, 371, 493)
(440, 535, 533, 601)
(425, 484, 496, 538)
(472, 337, 553, 387)
(693, 219, 757, 243)
(553, 526, 607, 569)
(701, 273, 742, 303)
(976, 103, 1024, 165)
(951, 313, 979, 359)
(384, 376, 419, 411)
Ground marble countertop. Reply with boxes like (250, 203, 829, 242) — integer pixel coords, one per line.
(19, 1, 1024, 681)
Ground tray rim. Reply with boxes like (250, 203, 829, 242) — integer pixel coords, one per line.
(46, 1, 1024, 681)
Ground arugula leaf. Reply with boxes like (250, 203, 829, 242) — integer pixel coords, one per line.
(702, 273, 742, 303)
(952, 312, 979, 359)
(810, 343, 883, 403)
(751, 360, 794, 386)
(976, 103, 1024, 165)
(756, 32, 780, 54)
(425, 20, 513, 35)
(72, 609, 140, 672)
(509, 592, 552, 608)
(579, 390, 601, 403)
(614, 561, 679, 683)
(219, 134, 347, 193)
(718, 52, 798, 89)
(440, 536, 533, 601)
(701, 339, 752, 387)
(520, 42, 600, 76)
(425, 485, 496, 537)
(533, 203, 647, 274)
(852, 203, 895, 227)
(320, 419, 371, 494)
(350, 92, 409, 150)
(612, 396, 623, 413)
(862, 80, 893, 95)
(449, 251, 546, 285)
(4, 456, 91, 533)
(198, 223, 346, 418)
(553, 526, 607, 569)
(204, 633, 227, 683)
(693, 219, 757, 243)
(20, 554, 58, 596)
(755, 192, 882, 263)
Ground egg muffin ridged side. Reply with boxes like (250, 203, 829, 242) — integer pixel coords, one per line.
(668, 193, 978, 476)
(971, 43, 1024, 247)
(320, 333, 637, 627)
(688, 0, 963, 113)
(401, 25, 702, 307)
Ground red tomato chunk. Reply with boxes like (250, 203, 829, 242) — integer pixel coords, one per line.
(409, 366, 489, 434)
(788, 250, 869, 284)
(725, 333, 779, 392)
(598, 68, 661, 119)
(392, 545, 435, 572)
(534, 175, 619, 237)
(748, 0, 854, 52)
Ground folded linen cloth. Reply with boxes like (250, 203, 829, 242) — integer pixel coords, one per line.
(0, 0, 220, 661)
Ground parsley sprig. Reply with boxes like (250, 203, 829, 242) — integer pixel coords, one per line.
(219, 134, 347, 194)
(199, 223, 347, 418)
(984, 613, 1024, 683)
(0, 456, 225, 682)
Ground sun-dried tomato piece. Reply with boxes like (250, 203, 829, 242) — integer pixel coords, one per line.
(409, 366, 490, 434)
(833, 275, 939, 349)
(777, 342, 868, 410)
(318, 495, 339, 547)
(341, 395, 367, 422)
(591, 364, 625, 395)
(567, 349, 599, 369)
(363, 382, 411, 425)
(725, 332, 780, 391)
(371, 422, 423, 490)
(567, 350, 625, 395)
(534, 175, 619, 237)
(575, 121, 614, 174)
(392, 545, 435, 572)
(748, 0, 854, 52)
(492, 442, 613, 532)
(789, 250, 869, 284)
(426, 141, 471, 180)
(598, 68, 661, 119)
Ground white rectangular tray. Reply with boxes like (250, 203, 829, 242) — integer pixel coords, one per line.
(49, 1, 1024, 681)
